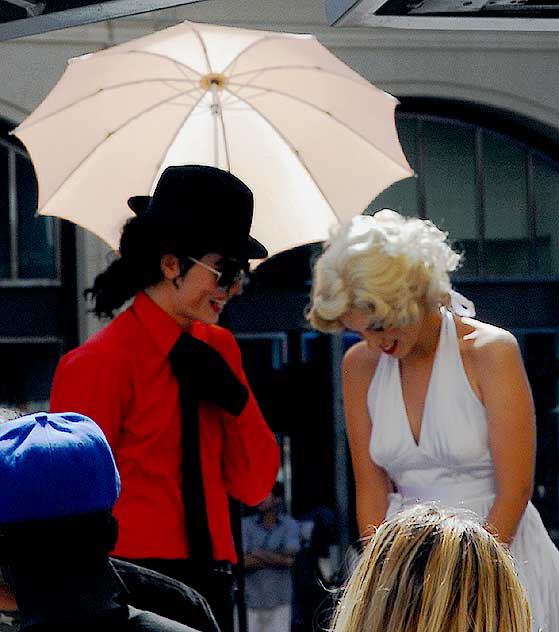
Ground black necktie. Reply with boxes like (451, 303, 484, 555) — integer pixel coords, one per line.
(169, 332, 249, 563)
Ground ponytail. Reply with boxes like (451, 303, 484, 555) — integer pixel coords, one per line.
(86, 215, 199, 319)
(86, 216, 166, 319)
(85, 257, 147, 319)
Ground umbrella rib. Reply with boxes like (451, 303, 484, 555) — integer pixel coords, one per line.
(227, 82, 411, 176)
(160, 79, 204, 99)
(17, 79, 202, 133)
(190, 24, 213, 74)
(106, 49, 204, 81)
(121, 87, 210, 194)
(223, 34, 302, 75)
(39, 88, 207, 213)
(219, 92, 240, 108)
(219, 87, 269, 108)
(229, 65, 374, 91)
(223, 85, 338, 219)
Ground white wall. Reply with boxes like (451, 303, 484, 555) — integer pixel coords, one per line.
(1, 0, 559, 339)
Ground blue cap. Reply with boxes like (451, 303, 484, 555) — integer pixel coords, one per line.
(0, 412, 120, 525)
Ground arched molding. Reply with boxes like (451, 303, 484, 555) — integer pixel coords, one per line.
(393, 95, 559, 157)
(380, 82, 559, 150)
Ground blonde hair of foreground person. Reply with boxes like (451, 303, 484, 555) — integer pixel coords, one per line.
(330, 505, 531, 632)
(308, 210, 462, 333)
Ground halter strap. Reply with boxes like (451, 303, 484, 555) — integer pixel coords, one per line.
(449, 289, 476, 317)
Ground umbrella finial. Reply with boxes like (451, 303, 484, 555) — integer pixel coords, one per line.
(200, 73, 228, 91)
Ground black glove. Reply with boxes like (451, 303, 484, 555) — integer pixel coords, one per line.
(169, 333, 248, 416)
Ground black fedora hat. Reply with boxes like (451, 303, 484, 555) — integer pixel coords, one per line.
(128, 165, 267, 260)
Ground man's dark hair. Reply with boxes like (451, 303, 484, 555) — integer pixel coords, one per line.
(86, 215, 207, 319)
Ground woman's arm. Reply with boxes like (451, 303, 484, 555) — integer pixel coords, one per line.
(343, 342, 391, 539)
(474, 329, 536, 545)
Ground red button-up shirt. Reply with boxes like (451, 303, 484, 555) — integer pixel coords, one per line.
(50, 291, 279, 562)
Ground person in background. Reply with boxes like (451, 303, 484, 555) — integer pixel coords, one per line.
(331, 504, 531, 632)
(0, 411, 202, 631)
(307, 210, 559, 631)
(242, 483, 300, 632)
(49, 165, 280, 632)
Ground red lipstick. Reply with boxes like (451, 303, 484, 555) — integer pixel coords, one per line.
(382, 340, 398, 355)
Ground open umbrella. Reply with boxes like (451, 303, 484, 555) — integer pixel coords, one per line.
(13, 20, 413, 257)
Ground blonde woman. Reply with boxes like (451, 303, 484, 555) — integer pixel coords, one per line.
(308, 210, 559, 631)
(331, 504, 531, 632)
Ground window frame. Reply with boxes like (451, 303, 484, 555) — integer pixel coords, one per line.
(388, 104, 559, 282)
(0, 135, 62, 288)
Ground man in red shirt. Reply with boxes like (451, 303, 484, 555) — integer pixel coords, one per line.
(50, 165, 280, 632)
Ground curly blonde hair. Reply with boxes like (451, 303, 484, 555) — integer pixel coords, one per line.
(307, 210, 461, 332)
(331, 504, 530, 632)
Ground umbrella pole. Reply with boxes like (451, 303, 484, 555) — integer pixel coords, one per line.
(211, 83, 220, 169)
(209, 79, 231, 172)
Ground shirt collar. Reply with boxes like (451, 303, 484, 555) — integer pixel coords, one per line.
(132, 291, 183, 357)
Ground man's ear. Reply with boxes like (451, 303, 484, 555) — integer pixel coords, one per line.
(160, 254, 180, 280)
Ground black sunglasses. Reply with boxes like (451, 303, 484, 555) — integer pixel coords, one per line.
(187, 256, 247, 290)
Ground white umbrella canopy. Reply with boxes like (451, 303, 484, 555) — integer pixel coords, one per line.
(14, 20, 413, 257)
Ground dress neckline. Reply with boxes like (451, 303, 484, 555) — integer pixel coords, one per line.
(396, 309, 447, 449)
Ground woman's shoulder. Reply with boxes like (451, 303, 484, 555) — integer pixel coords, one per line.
(343, 340, 381, 380)
(456, 315, 520, 364)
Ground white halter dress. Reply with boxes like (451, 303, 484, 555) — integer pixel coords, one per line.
(367, 308, 559, 632)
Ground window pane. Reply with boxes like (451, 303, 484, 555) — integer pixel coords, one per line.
(422, 119, 478, 276)
(534, 154, 559, 275)
(368, 116, 418, 217)
(0, 144, 10, 278)
(16, 155, 57, 279)
(0, 342, 61, 406)
(483, 131, 530, 276)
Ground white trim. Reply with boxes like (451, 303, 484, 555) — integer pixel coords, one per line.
(336, 14, 559, 31)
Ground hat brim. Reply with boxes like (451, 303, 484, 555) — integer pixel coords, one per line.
(127, 195, 151, 215)
(247, 236, 268, 259)
(127, 195, 267, 260)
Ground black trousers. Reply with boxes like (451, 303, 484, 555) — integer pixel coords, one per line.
(124, 558, 235, 632)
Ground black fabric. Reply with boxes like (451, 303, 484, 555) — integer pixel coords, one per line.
(169, 333, 248, 563)
(111, 559, 220, 632)
(3, 556, 127, 626)
(22, 605, 199, 631)
(127, 606, 201, 631)
(170, 334, 248, 416)
(124, 560, 234, 632)
(0, 559, 218, 632)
